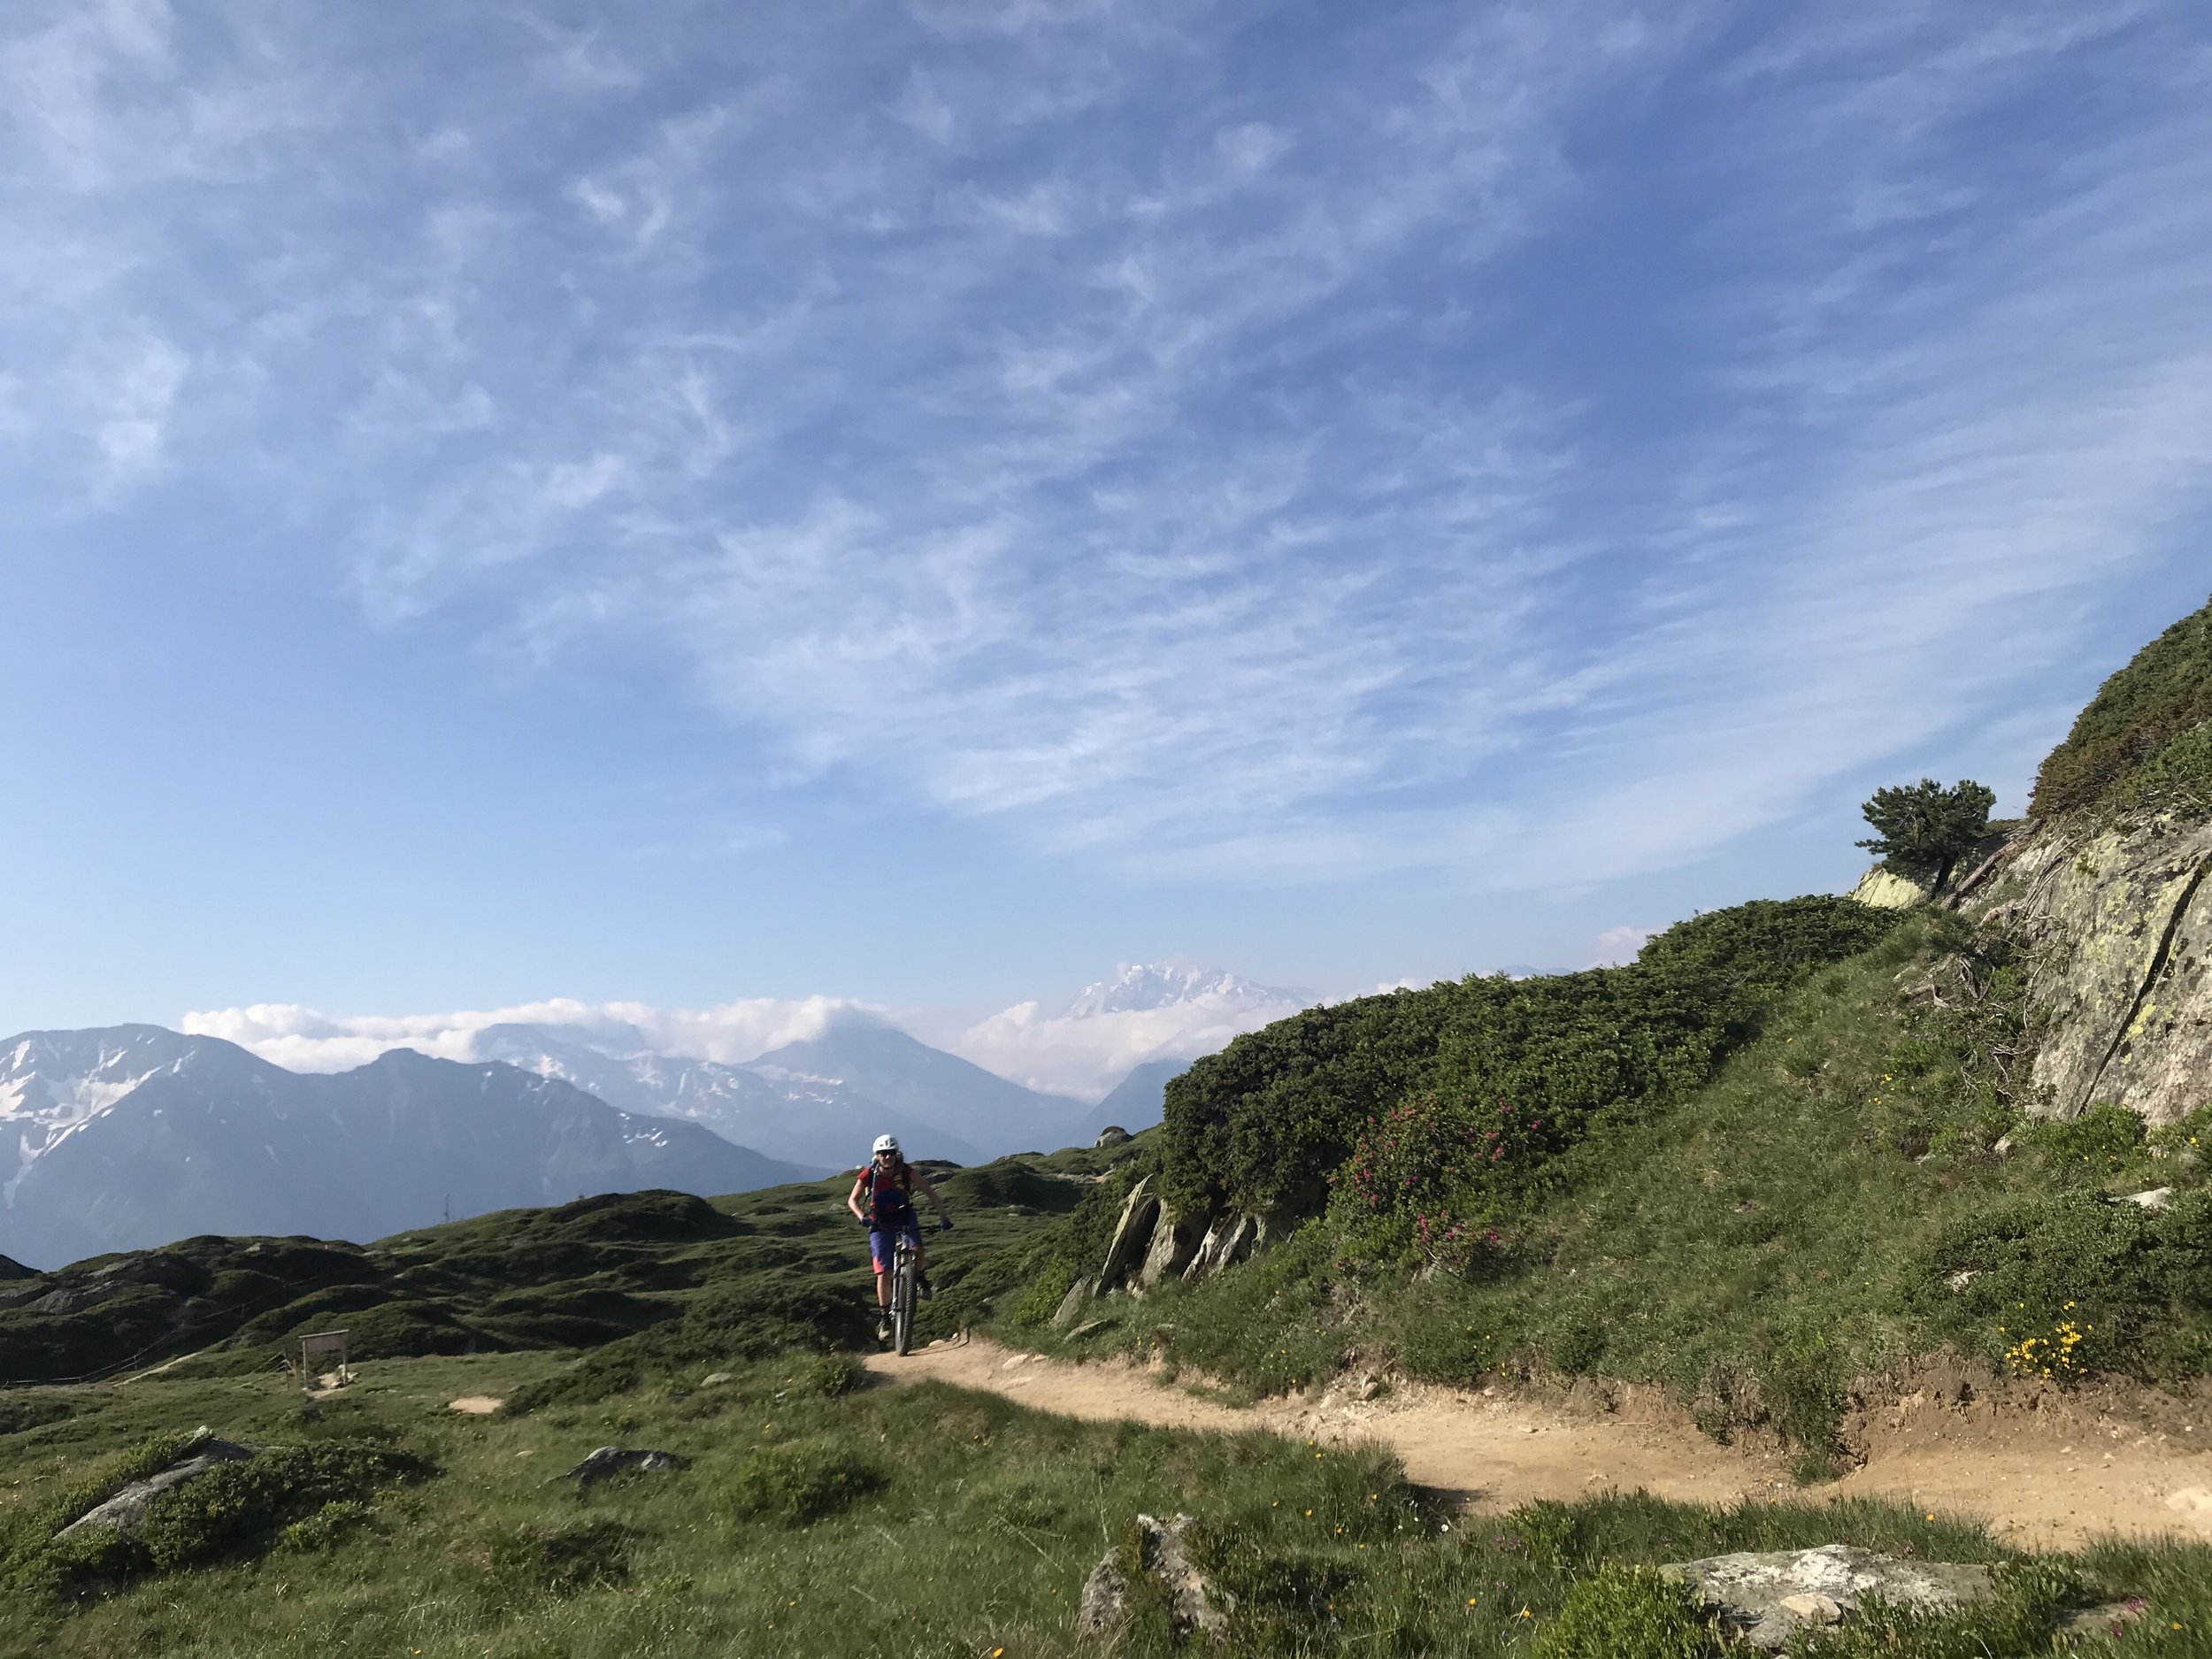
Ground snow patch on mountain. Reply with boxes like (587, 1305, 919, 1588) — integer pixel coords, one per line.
(1, 1027, 203, 1197)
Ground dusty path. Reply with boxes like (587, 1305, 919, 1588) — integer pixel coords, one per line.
(867, 1340, 2212, 1550)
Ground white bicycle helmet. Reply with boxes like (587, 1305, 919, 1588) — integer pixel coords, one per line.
(872, 1133, 900, 1156)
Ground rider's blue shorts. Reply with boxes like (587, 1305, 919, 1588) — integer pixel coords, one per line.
(870, 1217, 922, 1275)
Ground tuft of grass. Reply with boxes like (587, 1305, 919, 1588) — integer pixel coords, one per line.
(1531, 1564, 1713, 1659)
(487, 1517, 636, 1595)
(720, 1439, 886, 1526)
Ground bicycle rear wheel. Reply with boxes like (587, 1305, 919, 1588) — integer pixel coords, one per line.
(892, 1242, 916, 1356)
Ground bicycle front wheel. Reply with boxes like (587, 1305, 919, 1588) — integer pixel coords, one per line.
(892, 1246, 916, 1356)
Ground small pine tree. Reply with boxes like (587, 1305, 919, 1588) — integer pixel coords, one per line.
(1856, 777, 1996, 893)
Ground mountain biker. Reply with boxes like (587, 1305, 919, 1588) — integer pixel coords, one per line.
(848, 1133, 951, 1343)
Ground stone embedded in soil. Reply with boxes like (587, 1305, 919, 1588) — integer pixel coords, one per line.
(55, 1430, 255, 1540)
(1079, 1513, 1233, 1641)
(557, 1446, 690, 1486)
(1668, 1544, 1992, 1651)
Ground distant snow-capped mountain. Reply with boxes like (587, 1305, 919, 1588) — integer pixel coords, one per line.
(0, 1026, 804, 1270)
(1064, 964, 1306, 1018)
(468, 1022, 985, 1171)
(954, 963, 1313, 1102)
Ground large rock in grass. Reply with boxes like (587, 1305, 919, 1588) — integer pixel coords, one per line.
(1667, 1545, 1992, 1650)
(55, 1429, 255, 1539)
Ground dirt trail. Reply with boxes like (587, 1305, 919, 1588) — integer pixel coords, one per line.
(867, 1340, 2212, 1550)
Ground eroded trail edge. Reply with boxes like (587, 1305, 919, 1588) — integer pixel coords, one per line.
(867, 1339, 2212, 1550)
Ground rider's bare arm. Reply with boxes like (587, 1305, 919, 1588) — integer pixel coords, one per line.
(846, 1171, 871, 1223)
(912, 1165, 950, 1222)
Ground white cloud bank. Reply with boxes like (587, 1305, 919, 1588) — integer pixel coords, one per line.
(182, 964, 1316, 1100)
(180, 995, 872, 1076)
(946, 965, 1312, 1100)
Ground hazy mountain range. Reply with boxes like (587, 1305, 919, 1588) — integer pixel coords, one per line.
(0, 1026, 804, 1271)
(2, 963, 1300, 1269)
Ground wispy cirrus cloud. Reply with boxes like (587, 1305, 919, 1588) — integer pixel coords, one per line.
(6, 0, 2210, 894)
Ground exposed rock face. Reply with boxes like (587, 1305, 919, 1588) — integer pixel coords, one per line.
(1183, 1213, 1265, 1281)
(1096, 1179, 1161, 1293)
(1137, 1203, 1209, 1289)
(1970, 816, 2212, 1126)
(55, 1430, 254, 1539)
(1668, 1545, 1992, 1650)
(1850, 865, 1932, 910)
(1094, 1125, 1131, 1148)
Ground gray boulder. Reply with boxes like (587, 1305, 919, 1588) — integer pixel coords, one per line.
(55, 1429, 254, 1539)
(557, 1447, 689, 1486)
(1049, 1275, 1096, 1331)
(1079, 1513, 1233, 1640)
(1668, 1545, 1992, 1650)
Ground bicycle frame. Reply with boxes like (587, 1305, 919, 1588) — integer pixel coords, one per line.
(889, 1232, 920, 1356)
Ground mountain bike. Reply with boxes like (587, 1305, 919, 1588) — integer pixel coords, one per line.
(888, 1230, 920, 1356)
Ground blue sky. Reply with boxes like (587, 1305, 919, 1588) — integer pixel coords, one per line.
(5, 0, 2210, 1054)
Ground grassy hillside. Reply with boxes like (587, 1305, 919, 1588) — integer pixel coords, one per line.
(1, 1145, 1137, 1388)
(1018, 910, 2212, 1465)
(2, 1348, 2206, 1657)
(2032, 591, 2212, 818)
(1157, 897, 1904, 1223)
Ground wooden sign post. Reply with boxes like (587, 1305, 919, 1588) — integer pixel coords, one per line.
(297, 1329, 352, 1387)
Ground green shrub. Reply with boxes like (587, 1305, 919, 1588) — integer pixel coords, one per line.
(487, 1517, 636, 1594)
(1532, 1565, 1714, 1659)
(504, 1276, 872, 1413)
(278, 1499, 374, 1552)
(2032, 594, 2212, 818)
(2022, 1102, 2147, 1178)
(136, 1441, 431, 1572)
(800, 1352, 864, 1398)
(1927, 1190, 2212, 1380)
(1159, 896, 1903, 1222)
(721, 1439, 885, 1526)
(0, 1395, 73, 1436)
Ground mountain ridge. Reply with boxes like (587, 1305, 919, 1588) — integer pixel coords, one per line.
(0, 1030, 806, 1270)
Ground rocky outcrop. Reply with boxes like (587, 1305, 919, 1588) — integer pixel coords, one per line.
(1090, 1177, 1270, 1299)
(1849, 866, 1932, 910)
(1969, 816, 2212, 1126)
(1096, 1179, 1162, 1293)
(1079, 1513, 1233, 1640)
(1182, 1213, 1265, 1281)
(1137, 1204, 1209, 1289)
(1668, 1545, 1992, 1650)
